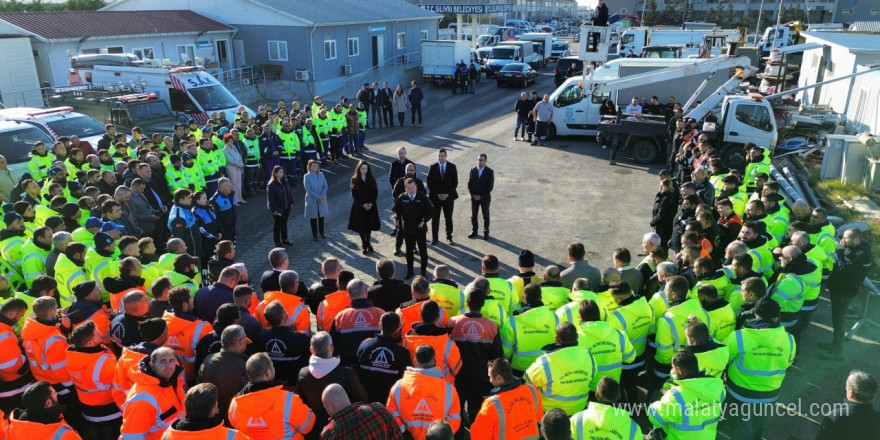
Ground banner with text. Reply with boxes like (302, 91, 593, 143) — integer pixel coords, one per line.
(422, 4, 513, 14)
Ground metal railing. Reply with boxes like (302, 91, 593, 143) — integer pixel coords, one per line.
(215, 66, 257, 91)
(0, 86, 53, 108)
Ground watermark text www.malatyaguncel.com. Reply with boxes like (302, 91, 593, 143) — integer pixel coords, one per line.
(606, 399, 849, 422)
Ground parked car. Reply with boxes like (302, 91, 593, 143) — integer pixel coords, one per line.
(0, 119, 56, 176)
(496, 63, 538, 88)
(0, 107, 108, 150)
(554, 56, 584, 87)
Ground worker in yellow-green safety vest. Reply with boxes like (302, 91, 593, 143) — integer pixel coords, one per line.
(761, 193, 790, 243)
(745, 200, 784, 248)
(277, 120, 301, 182)
(197, 134, 225, 195)
(808, 207, 838, 273)
(300, 118, 321, 167)
(690, 257, 731, 300)
(508, 250, 542, 308)
(525, 322, 596, 416)
(740, 221, 775, 278)
(556, 278, 606, 325)
(0, 213, 27, 275)
(354, 102, 367, 156)
(54, 242, 90, 307)
(165, 155, 188, 193)
(429, 266, 465, 318)
(571, 377, 640, 440)
(684, 321, 728, 378)
(650, 275, 710, 396)
(27, 141, 54, 183)
(743, 145, 770, 193)
(606, 280, 653, 403)
(722, 297, 795, 440)
(539, 266, 571, 311)
(313, 109, 332, 165)
(575, 298, 634, 391)
(19, 226, 52, 290)
(648, 350, 725, 440)
(180, 152, 206, 192)
(241, 128, 262, 196)
(501, 283, 558, 374)
(790, 231, 826, 333)
(697, 284, 736, 342)
(768, 246, 818, 355)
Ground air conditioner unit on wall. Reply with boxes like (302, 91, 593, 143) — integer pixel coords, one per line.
(342, 65, 352, 75)
(294, 69, 310, 81)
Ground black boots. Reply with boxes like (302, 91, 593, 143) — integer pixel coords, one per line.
(318, 217, 326, 239)
(310, 219, 319, 241)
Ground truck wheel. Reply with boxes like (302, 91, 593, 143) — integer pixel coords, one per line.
(497, 81, 503, 88)
(722, 147, 746, 170)
(631, 140, 657, 164)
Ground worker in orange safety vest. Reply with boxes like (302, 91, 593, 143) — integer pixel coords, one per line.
(119, 347, 186, 440)
(6, 381, 82, 440)
(65, 320, 120, 440)
(0, 298, 34, 414)
(386, 345, 461, 440)
(111, 318, 168, 408)
(163, 383, 250, 440)
(162, 286, 213, 384)
(470, 357, 544, 440)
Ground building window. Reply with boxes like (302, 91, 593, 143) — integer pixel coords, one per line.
(871, 9, 880, 15)
(324, 40, 337, 60)
(176, 44, 195, 64)
(81, 48, 100, 55)
(397, 32, 406, 50)
(841, 8, 853, 14)
(421, 30, 428, 41)
(106, 46, 124, 54)
(268, 41, 288, 61)
(133, 47, 154, 60)
(348, 38, 359, 57)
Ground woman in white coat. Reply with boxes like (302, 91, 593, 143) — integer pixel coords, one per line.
(391, 84, 410, 127)
(303, 159, 329, 241)
(223, 133, 245, 204)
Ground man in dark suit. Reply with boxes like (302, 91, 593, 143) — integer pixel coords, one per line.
(381, 82, 395, 127)
(388, 147, 413, 237)
(370, 82, 384, 129)
(392, 163, 425, 256)
(467, 153, 494, 240)
(392, 179, 434, 279)
(426, 148, 458, 245)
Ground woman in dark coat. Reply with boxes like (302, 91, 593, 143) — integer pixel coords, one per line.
(348, 160, 380, 254)
(266, 165, 295, 247)
(651, 178, 677, 245)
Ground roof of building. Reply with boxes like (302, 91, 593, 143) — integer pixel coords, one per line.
(252, 0, 440, 25)
(0, 10, 234, 40)
(802, 31, 880, 54)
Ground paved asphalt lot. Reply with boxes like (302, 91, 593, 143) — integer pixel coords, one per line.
(232, 52, 880, 439)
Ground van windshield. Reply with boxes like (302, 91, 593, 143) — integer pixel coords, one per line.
(46, 115, 104, 138)
(0, 126, 55, 163)
(128, 101, 173, 120)
(490, 48, 515, 59)
(552, 42, 568, 50)
(187, 85, 241, 112)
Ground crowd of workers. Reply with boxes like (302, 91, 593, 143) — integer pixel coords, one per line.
(0, 86, 877, 440)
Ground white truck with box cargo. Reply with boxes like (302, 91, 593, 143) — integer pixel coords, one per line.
(617, 28, 740, 58)
(493, 41, 541, 70)
(67, 53, 251, 125)
(518, 33, 553, 67)
(421, 40, 474, 86)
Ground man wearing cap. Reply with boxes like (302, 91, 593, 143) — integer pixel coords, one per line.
(509, 250, 542, 304)
(181, 151, 207, 192)
(1, 212, 27, 273)
(60, 202, 81, 232)
(165, 253, 200, 295)
(111, 317, 167, 407)
(722, 297, 795, 439)
(65, 281, 112, 343)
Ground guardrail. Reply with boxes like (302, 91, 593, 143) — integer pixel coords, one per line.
(215, 66, 257, 90)
(341, 51, 422, 98)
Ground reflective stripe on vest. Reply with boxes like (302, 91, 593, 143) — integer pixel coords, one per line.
(51, 425, 73, 440)
(733, 331, 790, 377)
(667, 389, 720, 431)
(537, 355, 590, 402)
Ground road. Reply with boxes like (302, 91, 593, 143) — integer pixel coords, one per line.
(232, 56, 880, 439)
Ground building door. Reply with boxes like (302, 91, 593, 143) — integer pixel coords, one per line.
(215, 39, 230, 70)
(233, 39, 246, 67)
(372, 34, 385, 67)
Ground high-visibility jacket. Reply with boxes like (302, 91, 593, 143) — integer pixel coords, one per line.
(723, 325, 795, 403)
(648, 288, 670, 323)
(54, 255, 89, 307)
(702, 299, 736, 341)
(300, 128, 317, 152)
(85, 247, 116, 303)
(0, 254, 25, 292)
(33, 205, 60, 227)
(277, 129, 301, 158)
(196, 148, 221, 178)
(607, 296, 654, 364)
(157, 253, 180, 275)
(70, 227, 96, 249)
(690, 341, 729, 378)
(121, 362, 186, 440)
(112, 342, 159, 408)
(525, 344, 596, 415)
(316, 290, 350, 331)
(357, 109, 367, 129)
(802, 248, 825, 309)
(501, 305, 558, 372)
(68, 301, 112, 343)
(480, 296, 508, 330)
(0, 233, 26, 273)
(162, 310, 213, 383)
(164, 270, 199, 297)
(21, 318, 71, 388)
(654, 299, 710, 366)
(165, 166, 188, 192)
(728, 190, 748, 218)
(109, 287, 144, 314)
(743, 160, 769, 192)
(768, 271, 812, 327)
(571, 402, 640, 440)
(386, 367, 461, 440)
(162, 422, 250, 440)
(27, 152, 55, 182)
(576, 320, 635, 390)
(19, 239, 49, 289)
(255, 291, 311, 334)
(746, 240, 775, 279)
(809, 223, 838, 270)
(65, 346, 120, 423)
(648, 376, 725, 440)
(228, 384, 314, 440)
(556, 290, 605, 324)
(690, 270, 731, 300)
(7, 412, 81, 440)
(539, 283, 570, 311)
(243, 137, 261, 164)
(484, 275, 517, 313)
(402, 332, 462, 383)
(429, 282, 465, 317)
(596, 289, 620, 317)
(11, 292, 38, 335)
(470, 380, 543, 440)
(329, 110, 346, 133)
(397, 299, 448, 337)
(507, 272, 541, 309)
(0, 321, 33, 399)
(765, 210, 790, 243)
(182, 163, 205, 191)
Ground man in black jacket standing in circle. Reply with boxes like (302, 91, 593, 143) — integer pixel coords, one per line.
(392, 178, 433, 279)
(468, 153, 494, 240)
(427, 148, 458, 245)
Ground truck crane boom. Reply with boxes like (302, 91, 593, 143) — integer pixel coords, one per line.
(589, 55, 754, 95)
